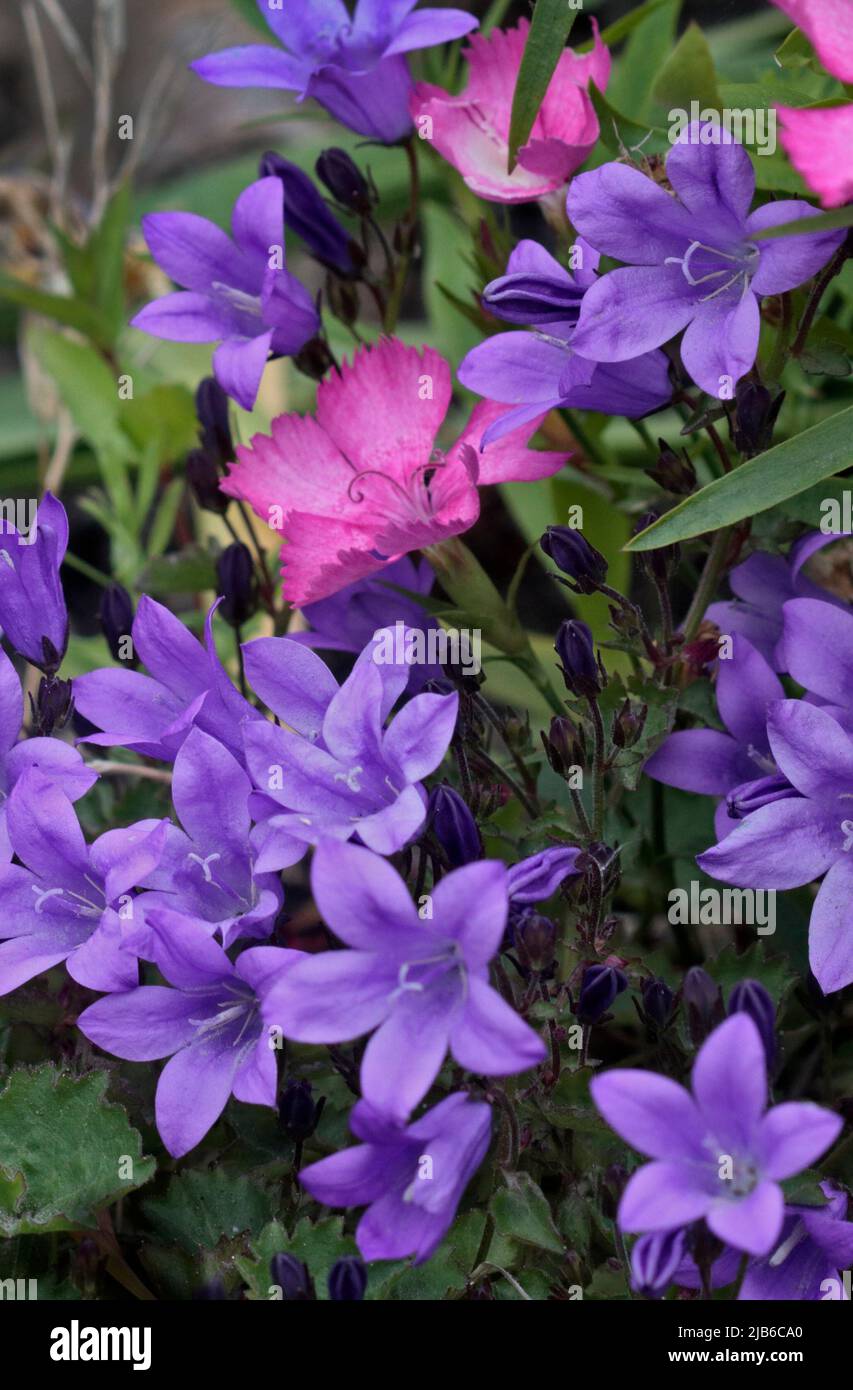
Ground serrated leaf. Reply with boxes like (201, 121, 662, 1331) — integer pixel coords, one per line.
(0, 1065, 155, 1235)
(237, 1216, 359, 1300)
(625, 406, 853, 550)
(490, 1172, 564, 1254)
(508, 0, 578, 170)
(141, 1169, 274, 1251)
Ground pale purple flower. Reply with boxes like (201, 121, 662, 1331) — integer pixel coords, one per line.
(266, 841, 546, 1120)
(591, 1013, 841, 1256)
(242, 631, 458, 865)
(0, 645, 96, 860)
(0, 492, 68, 673)
(506, 845, 581, 904)
(782, 596, 853, 721)
(707, 532, 850, 671)
(77, 907, 301, 1157)
(132, 727, 283, 950)
(698, 699, 853, 994)
(0, 770, 168, 995)
(568, 126, 846, 398)
(191, 0, 478, 144)
(74, 597, 259, 763)
(131, 177, 319, 410)
(457, 238, 672, 446)
(299, 1092, 491, 1263)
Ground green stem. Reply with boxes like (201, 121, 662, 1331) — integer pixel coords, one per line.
(562, 409, 607, 467)
(587, 696, 606, 840)
(681, 526, 733, 642)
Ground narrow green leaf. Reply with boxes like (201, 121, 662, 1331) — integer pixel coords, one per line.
(588, 85, 664, 154)
(507, 0, 578, 171)
(0, 275, 109, 345)
(625, 405, 853, 550)
(753, 203, 853, 239)
(90, 181, 131, 338)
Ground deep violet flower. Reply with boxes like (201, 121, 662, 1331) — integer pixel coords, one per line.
(258, 149, 361, 277)
(73, 597, 259, 763)
(220, 337, 569, 605)
(300, 1093, 491, 1264)
(458, 239, 673, 446)
(191, 0, 478, 144)
(410, 18, 610, 203)
(0, 492, 68, 674)
(0, 771, 168, 996)
(0, 644, 96, 860)
(131, 177, 319, 410)
(241, 630, 458, 865)
(567, 126, 846, 398)
(266, 841, 546, 1121)
(77, 908, 301, 1157)
(698, 699, 853, 994)
(591, 1014, 841, 1256)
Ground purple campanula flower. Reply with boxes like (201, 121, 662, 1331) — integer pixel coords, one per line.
(631, 1228, 686, 1297)
(190, 0, 478, 145)
(0, 492, 68, 674)
(259, 150, 361, 278)
(131, 177, 319, 411)
(428, 784, 481, 867)
(0, 771, 168, 995)
(0, 645, 96, 860)
(74, 596, 259, 763)
(327, 1257, 367, 1301)
(728, 979, 777, 1069)
(675, 1183, 853, 1300)
(644, 633, 793, 840)
(133, 728, 283, 950)
(291, 556, 444, 693)
(782, 595, 853, 721)
(506, 845, 581, 904)
(698, 699, 853, 994)
(540, 526, 607, 594)
(575, 961, 627, 1025)
(267, 841, 546, 1120)
(555, 618, 602, 698)
(300, 1092, 491, 1264)
(567, 126, 846, 399)
(591, 1014, 841, 1257)
(77, 908, 301, 1157)
(242, 630, 457, 864)
(457, 239, 672, 446)
(706, 533, 850, 672)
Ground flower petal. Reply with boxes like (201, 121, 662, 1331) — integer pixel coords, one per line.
(590, 1070, 706, 1160)
(692, 1013, 766, 1152)
(618, 1161, 712, 1232)
(758, 1101, 842, 1180)
(451, 975, 547, 1075)
(707, 1180, 784, 1257)
(697, 796, 839, 889)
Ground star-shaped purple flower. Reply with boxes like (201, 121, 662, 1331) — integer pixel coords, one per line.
(77, 908, 301, 1157)
(191, 0, 478, 144)
(267, 841, 546, 1121)
(458, 238, 672, 446)
(131, 177, 319, 410)
(567, 126, 846, 398)
(0, 492, 69, 674)
(591, 1013, 841, 1257)
(0, 770, 168, 996)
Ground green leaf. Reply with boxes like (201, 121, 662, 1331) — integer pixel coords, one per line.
(576, 0, 674, 53)
(88, 182, 131, 342)
(774, 26, 820, 72)
(0, 1065, 155, 1235)
(141, 1169, 274, 1252)
(780, 1170, 829, 1207)
(137, 546, 219, 597)
(507, 0, 578, 170)
(604, 0, 681, 123)
(237, 1216, 359, 1301)
(753, 203, 853, 239)
(229, 0, 275, 34)
(588, 86, 664, 155)
(490, 1172, 564, 1254)
(31, 326, 126, 457)
(625, 406, 853, 550)
(652, 22, 721, 113)
(0, 275, 110, 347)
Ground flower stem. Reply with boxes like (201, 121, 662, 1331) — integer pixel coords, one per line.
(681, 526, 733, 642)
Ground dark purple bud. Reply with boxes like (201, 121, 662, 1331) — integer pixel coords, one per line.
(293, 336, 337, 382)
(328, 1256, 367, 1302)
(633, 511, 680, 585)
(270, 1253, 315, 1301)
(630, 1229, 686, 1298)
(193, 1278, 227, 1300)
(611, 698, 647, 750)
(540, 714, 585, 778)
(726, 771, 796, 820)
(32, 675, 74, 736)
(640, 976, 676, 1031)
(428, 784, 482, 867)
(278, 1079, 321, 1142)
(99, 584, 136, 664)
(259, 150, 362, 278)
(554, 619, 603, 698)
(540, 527, 607, 594)
(682, 966, 724, 1046)
(645, 440, 696, 495)
(575, 962, 627, 1025)
(195, 376, 234, 471)
(216, 543, 257, 629)
(728, 979, 777, 1068)
(514, 911, 556, 973)
(326, 273, 360, 326)
(732, 380, 785, 458)
(481, 270, 584, 326)
(316, 148, 375, 216)
(186, 448, 230, 516)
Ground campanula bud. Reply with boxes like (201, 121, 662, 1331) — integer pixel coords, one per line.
(682, 967, 724, 1046)
(640, 976, 676, 1032)
(195, 376, 234, 470)
(575, 962, 627, 1025)
(278, 1079, 322, 1142)
(316, 149, 374, 215)
(32, 675, 74, 736)
(270, 1253, 315, 1301)
(187, 448, 230, 515)
(428, 784, 482, 867)
(540, 527, 607, 594)
(728, 979, 777, 1068)
(216, 543, 257, 628)
(99, 584, 136, 664)
(554, 619, 603, 698)
(611, 698, 647, 750)
(328, 1256, 367, 1301)
(645, 440, 696, 495)
(540, 714, 585, 778)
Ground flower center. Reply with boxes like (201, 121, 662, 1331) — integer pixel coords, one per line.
(188, 982, 258, 1046)
(665, 239, 760, 303)
(345, 452, 449, 526)
(388, 942, 466, 1005)
(211, 282, 263, 321)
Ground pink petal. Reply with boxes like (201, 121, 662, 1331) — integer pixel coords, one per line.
(777, 104, 853, 210)
(453, 400, 569, 484)
(770, 0, 853, 83)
